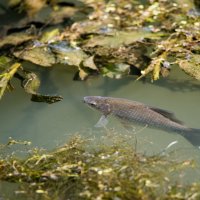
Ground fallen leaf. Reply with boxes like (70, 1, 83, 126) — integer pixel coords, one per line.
(83, 55, 97, 70)
(14, 47, 56, 67)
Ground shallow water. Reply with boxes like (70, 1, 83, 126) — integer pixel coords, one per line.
(0, 63, 200, 198)
(1, 0, 200, 199)
(1, 63, 200, 149)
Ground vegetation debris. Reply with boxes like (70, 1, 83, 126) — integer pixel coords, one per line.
(0, 134, 200, 200)
(0, 0, 199, 102)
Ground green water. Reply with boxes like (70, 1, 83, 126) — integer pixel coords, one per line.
(0, 64, 200, 198)
(1, 0, 200, 199)
(1, 64, 200, 149)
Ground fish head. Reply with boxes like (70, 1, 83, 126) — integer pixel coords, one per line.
(83, 96, 111, 115)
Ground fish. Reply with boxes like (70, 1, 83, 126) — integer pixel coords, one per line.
(83, 96, 200, 147)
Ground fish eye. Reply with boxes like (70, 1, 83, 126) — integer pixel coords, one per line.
(89, 101, 97, 106)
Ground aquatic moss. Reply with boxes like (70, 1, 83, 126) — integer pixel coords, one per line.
(0, 134, 200, 200)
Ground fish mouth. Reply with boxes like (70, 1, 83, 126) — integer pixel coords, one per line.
(83, 96, 98, 108)
(83, 96, 94, 103)
(83, 96, 88, 103)
(83, 96, 102, 105)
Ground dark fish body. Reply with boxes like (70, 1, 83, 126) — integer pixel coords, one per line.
(83, 96, 200, 147)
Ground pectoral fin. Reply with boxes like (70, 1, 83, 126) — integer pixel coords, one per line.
(95, 115, 108, 128)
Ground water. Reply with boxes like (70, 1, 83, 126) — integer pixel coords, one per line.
(0, 63, 200, 197)
(1, 63, 200, 148)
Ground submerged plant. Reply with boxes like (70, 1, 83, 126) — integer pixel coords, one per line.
(0, 134, 200, 200)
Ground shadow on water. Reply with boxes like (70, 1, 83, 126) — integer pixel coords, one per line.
(155, 78, 200, 92)
(95, 74, 200, 96)
(96, 76, 141, 95)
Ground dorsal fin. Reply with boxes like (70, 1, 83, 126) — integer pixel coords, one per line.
(150, 107, 185, 125)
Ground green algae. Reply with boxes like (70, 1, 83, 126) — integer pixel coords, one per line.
(0, 134, 200, 200)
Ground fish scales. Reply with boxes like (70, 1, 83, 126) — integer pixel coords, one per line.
(83, 96, 200, 147)
(106, 97, 186, 132)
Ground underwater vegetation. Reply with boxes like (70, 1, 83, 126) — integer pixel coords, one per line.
(0, 0, 199, 103)
(0, 133, 200, 200)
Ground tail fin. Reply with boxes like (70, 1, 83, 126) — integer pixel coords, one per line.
(182, 128, 200, 148)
